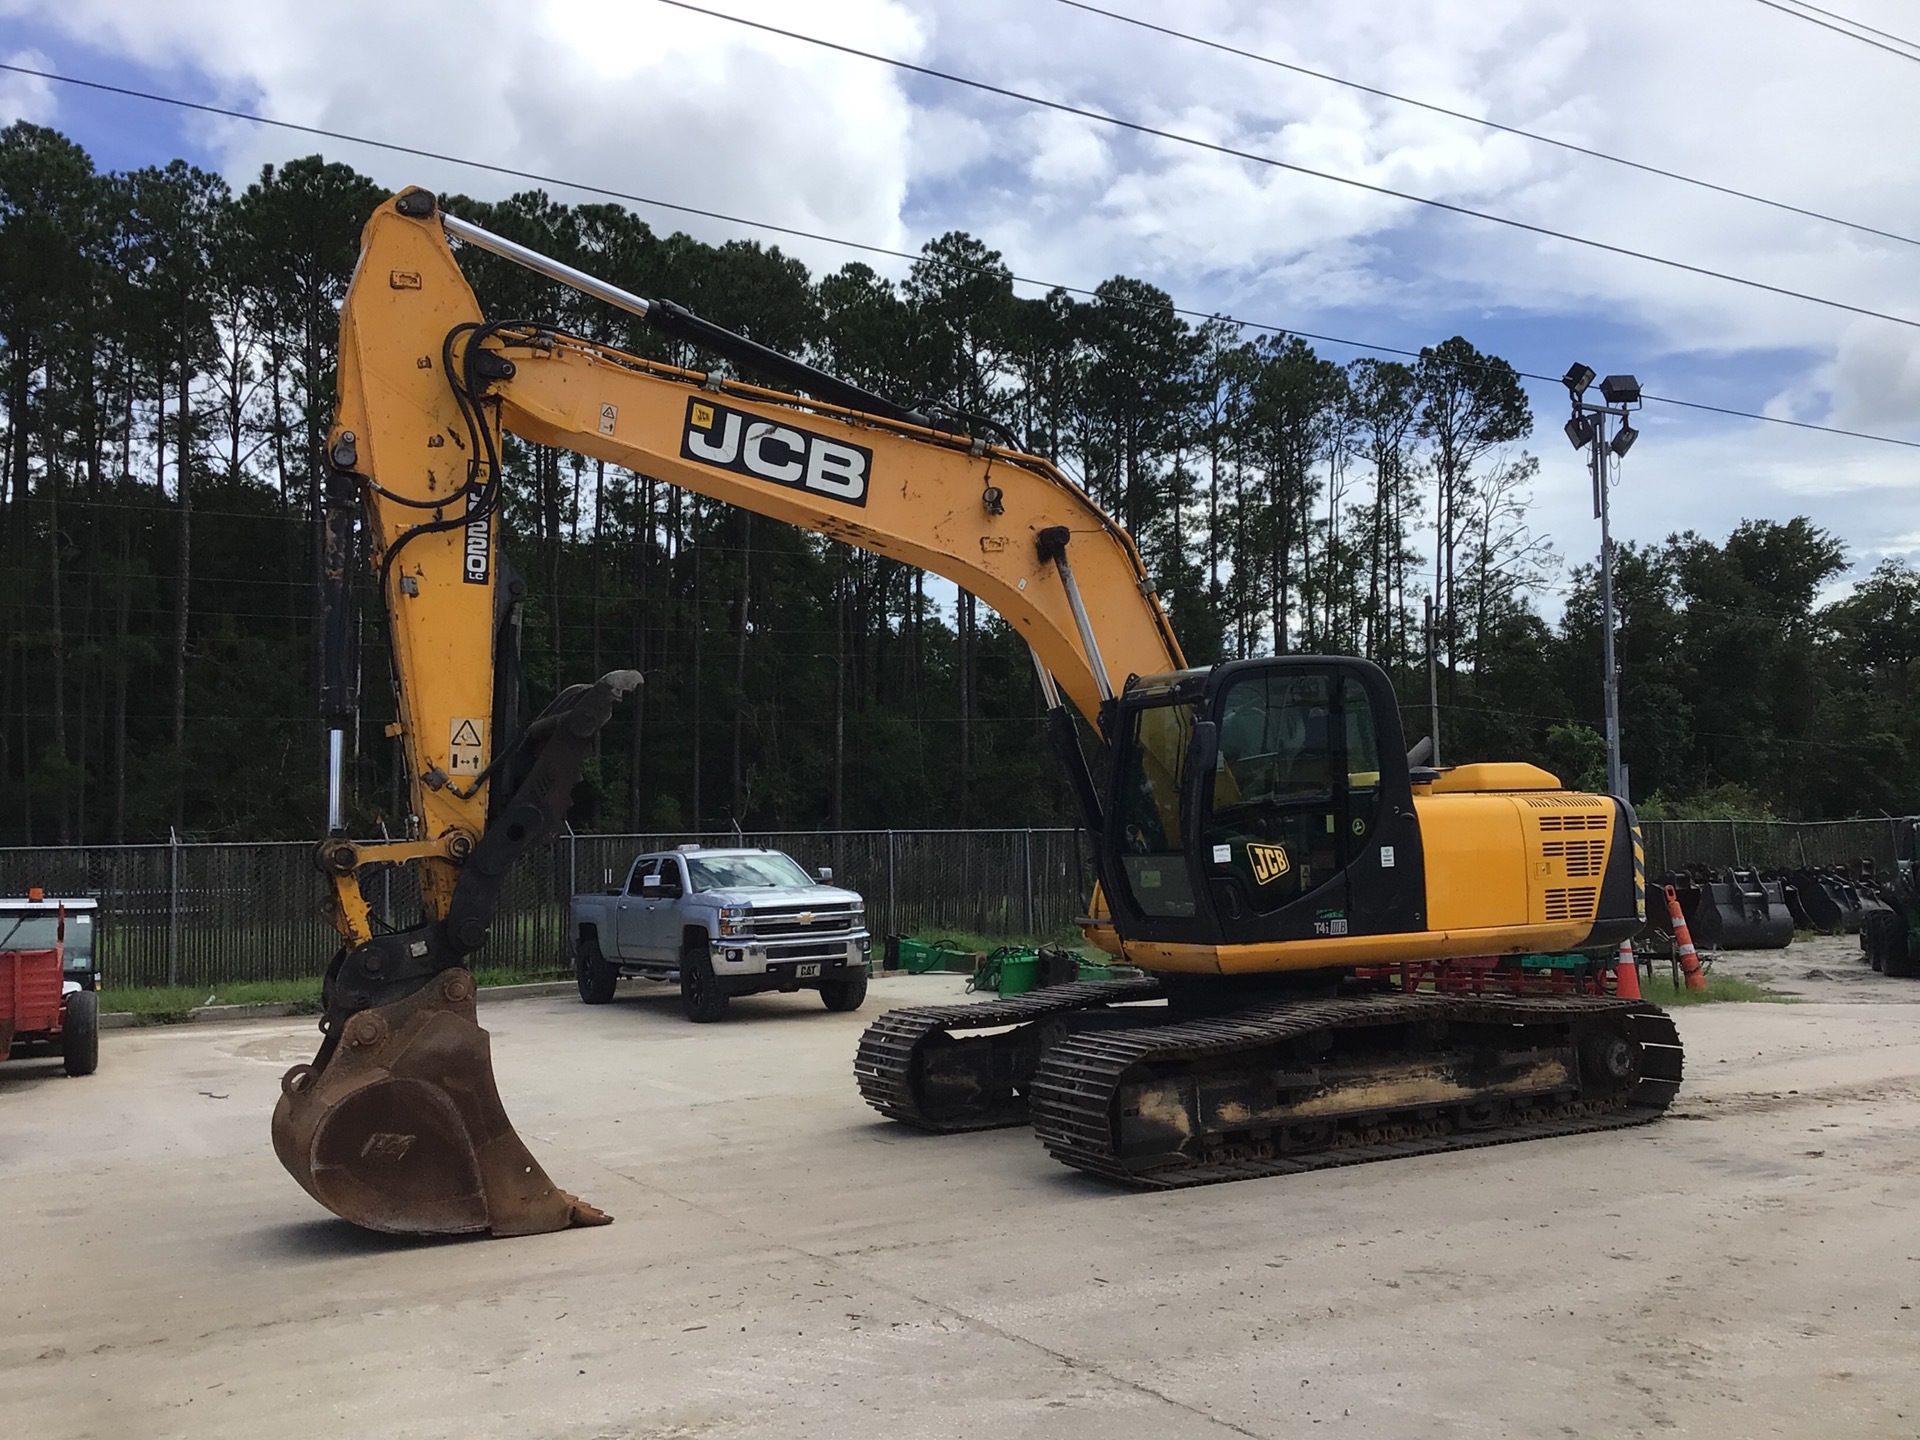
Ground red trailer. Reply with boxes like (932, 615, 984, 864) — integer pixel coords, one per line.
(0, 890, 99, 1077)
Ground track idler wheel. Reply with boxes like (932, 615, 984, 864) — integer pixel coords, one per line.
(271, 969, 610, 1236)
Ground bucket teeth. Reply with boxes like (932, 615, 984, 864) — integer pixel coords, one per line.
(271, 970, 610, 1236)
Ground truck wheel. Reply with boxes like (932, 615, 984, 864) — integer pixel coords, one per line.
(1883, 914, 1919, 978)
(63, 990, 99, 1077)
(576, 933, 617, 1004)
(819, 972, 868, 1012)
(680, 942, 729, 1023)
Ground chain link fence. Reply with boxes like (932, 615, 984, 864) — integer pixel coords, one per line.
(0, 828, 1094, 991)
(1639, 818, 1908, 878)
(4, 819, 1906, 991)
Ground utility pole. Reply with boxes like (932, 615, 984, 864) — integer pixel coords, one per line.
(1591, 426, 1622, 801)
(1561, 365, 1642, 800)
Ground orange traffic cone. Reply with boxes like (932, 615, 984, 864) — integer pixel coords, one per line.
(1663, 884, 1710, 993)
(1614, 938, 1642, 1000)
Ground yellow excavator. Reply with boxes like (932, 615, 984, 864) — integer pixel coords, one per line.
(273, 189, 1682, 1234)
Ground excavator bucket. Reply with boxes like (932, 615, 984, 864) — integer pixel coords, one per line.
(272, 969, 609, 1236)
(1694, 868, 1794, 950)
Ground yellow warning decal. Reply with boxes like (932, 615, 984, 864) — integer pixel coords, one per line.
(1247, 842, 1291, 886)
(448, 717, 486, 777)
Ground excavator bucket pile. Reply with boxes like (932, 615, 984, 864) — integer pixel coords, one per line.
(1698, 868, 1794, 950)
(273, 969, 610, 1236)
(1644, 868, 1792, 951)
(1787, 868, 1865, 933)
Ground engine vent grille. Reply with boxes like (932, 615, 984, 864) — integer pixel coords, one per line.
(1541, 839, 1607, 877)
(1544, 887, 1599, 922)
(1536, 813, 1609, 831)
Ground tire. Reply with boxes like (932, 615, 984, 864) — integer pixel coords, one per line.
(819, 970, 868, 1013)
(62, 990, 99, 1077)
(576, 931, 618, 1004)
(680, 940, 729, 1023)
(1883, 913, 1920, 978)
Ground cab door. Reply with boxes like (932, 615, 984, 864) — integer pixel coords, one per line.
(639, 857, 687, 957)
(1198, 662, 1419, 947)
(1200, 668, 1346, 941)
(615, 859, 656, 956)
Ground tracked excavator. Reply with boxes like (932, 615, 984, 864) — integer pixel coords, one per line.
(274, 188, 1682, 1235)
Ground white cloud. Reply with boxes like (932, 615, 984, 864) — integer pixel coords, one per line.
(1, 0, 922, 269)
(0, 48, 57, 125)
(8, 0, 1920, 572)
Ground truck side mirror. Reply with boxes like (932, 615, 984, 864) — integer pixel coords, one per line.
(818, 866, 834, 883)
(642, 873, 662, 890)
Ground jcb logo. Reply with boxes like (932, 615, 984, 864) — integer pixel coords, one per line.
(1247, 842, 1291, 886)
(681, 398, 872, 507)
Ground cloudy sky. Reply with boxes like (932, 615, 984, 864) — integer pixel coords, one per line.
(4, 0, 1918, 609)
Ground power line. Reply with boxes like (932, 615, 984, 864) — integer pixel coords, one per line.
(653, 0, 1920, 332)
(1749, 0, 1920, 61)
(1054, 0, 1920, 251)
(1782, 0, 1920, 52)
(7, 61, 1918, 452)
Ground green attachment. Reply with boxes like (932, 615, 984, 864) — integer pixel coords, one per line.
(969, 945, 1041, 996)
(891, 936, 970, 974)
(996, 952, 1040, 996)
(1074, 962, 1127, 982)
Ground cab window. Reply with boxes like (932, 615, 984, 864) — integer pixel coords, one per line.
(1206, 671, 1376, 914)
(1343, 675, 1383, 851)
(1113, 702, 1198, 919)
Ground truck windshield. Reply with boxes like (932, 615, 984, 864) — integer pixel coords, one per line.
(685, 853, 815, 892)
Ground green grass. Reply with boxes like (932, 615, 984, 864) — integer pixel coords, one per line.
(103, 966, 570, 1018)
(1638, 971, 1791, 1006)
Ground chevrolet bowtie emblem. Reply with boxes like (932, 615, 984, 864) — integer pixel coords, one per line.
(798, 912, 814, 924)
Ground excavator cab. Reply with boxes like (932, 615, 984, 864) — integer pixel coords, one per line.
(1102, 657, 1425, 956)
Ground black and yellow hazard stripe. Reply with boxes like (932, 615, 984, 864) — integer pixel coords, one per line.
(1631, 823, 1647, 920)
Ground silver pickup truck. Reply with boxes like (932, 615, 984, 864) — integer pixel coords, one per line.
(570, 846, 871, 1022)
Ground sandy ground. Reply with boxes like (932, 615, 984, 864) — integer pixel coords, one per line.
(1695, 930, 1896, 1003)
(4, 962, 1920, 1440)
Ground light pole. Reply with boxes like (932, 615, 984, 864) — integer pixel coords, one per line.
(1562, 364, 1641, 800)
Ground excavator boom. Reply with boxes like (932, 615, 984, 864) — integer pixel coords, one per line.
(275, 187, 1180, 1234)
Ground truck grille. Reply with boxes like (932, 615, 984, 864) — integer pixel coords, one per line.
(766, 940, 850, 961)
(748, 906, 861, 938)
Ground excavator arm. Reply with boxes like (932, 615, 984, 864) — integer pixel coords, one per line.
(272, 188, 1181, 1236)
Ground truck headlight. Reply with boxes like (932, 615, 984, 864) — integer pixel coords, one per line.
(719, 905, 751, 937)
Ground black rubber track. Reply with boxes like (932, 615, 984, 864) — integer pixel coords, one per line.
(1027, 993, 1684, 1189)
(853, 978, 1165, 1131)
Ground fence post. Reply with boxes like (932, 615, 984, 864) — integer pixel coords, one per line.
(1730, 820, 1741, 865)
(167, 826, 180, 989)
(565, 821, 577, 904)
(886, 829, 897, 938)
(1024, 828, 1035, 935)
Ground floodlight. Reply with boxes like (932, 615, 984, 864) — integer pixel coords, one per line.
(1599, 374, 1641, 406)
(1564, 413, 1597, 449)
(1563, 362, 1596, 396)
(1610, 422, 1638, 457)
